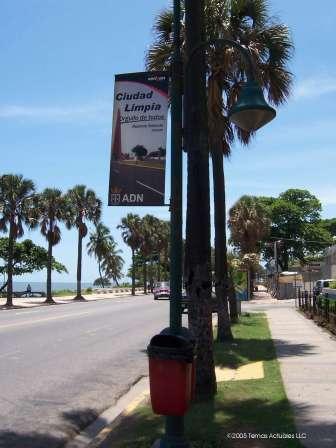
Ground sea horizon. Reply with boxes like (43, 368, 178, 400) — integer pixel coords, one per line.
(12, 282, 93, 292)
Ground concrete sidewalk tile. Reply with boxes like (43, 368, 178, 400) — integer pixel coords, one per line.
(264, 299, 336, 448)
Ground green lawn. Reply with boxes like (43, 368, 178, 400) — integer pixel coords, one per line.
(107, 313, 301, 448)
(52, 288, 93, 297)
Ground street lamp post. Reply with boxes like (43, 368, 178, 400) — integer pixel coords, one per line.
(154, 1, 277, 447)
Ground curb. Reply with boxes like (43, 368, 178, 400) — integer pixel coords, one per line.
(65, 377, 149, 448)
(0, 292, 148, 311)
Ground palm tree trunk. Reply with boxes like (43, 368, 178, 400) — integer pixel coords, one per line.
(250, 267, 255, 298)
(0, 280, 8, 292)
(74, 229, 85, 300)
(131, 248, 135, 296)
(212, 147, 233, 341)
(45, 232, 55, 304)
(150, 259, 154, 292)
(157, 253, 161, 282)
(184, 0, 216, 399)
(98, 260, 104, 287)
(6, 220, 15, 307)
(228, 272, 238, 323)
(143, 261, 147, 294)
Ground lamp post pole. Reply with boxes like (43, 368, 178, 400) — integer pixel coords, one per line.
(169, 0, 183, 335)
(153, 1, 276, 445)
(156, 1, 188, 447)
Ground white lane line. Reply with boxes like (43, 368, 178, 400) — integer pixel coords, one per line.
(0, 311, 92, 330)
(0, 350, 22, 359)
(14, 310, 39, 315)
(136, 181, 164, 196)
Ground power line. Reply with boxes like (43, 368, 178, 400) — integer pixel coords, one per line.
(265, 236, 333, 246)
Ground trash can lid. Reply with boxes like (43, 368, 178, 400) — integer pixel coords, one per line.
(147, 332, 195, 362)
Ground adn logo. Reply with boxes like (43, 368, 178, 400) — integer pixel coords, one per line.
(122, 194, 144, 203)
(110, 187, 122, 204)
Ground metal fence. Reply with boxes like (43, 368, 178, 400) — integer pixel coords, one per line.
(295, 288, 336, 331)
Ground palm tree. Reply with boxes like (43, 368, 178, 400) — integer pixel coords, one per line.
(87, 223, 113, 286)
(37, 188, 67, 304)
(228, 195, 271, 297)
(0, 174, 36, 307)
(139, 215, 161, 294)
(101, 240, 124, 286)
(117, 214, 142, 295)
(66, 185, 101, 300)
(156, 220, 170, 282)
(146, 0, 293, 345)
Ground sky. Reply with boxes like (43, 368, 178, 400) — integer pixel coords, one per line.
(1, 0, 336, 284)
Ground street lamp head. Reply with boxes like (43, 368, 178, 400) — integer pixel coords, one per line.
(228, 80, 276, 132)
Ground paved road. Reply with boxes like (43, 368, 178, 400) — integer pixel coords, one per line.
(109, 161, 165, 205)
(0, 295, 170, 448)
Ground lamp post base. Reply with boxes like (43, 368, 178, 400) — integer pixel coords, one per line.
(151, 415, 190, 448)
(152, 437, 190, 448)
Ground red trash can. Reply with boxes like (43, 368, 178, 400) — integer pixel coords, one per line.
(147, 330, 195, 416)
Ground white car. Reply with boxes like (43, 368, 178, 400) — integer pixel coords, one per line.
(314, 279, 335, 295)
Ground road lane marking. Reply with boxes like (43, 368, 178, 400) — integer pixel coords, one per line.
(15, 310, 39, 315)
(0, 311, 92, 330)
(135, 181, 164, 196)
(0, 350, 22, 359)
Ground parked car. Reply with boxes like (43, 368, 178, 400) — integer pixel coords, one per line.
(153, 281, 170, 300)
(313, 279, 335, 295)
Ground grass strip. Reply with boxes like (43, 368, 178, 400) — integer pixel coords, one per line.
(107, 313, 301, 448)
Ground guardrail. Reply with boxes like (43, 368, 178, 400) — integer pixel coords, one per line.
(93, 287, 145, 294)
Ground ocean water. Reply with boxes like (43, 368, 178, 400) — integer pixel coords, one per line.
(12, 282, 93, 293)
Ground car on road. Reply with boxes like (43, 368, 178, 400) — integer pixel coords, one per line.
(313, 279, 335, 295)
(153, 281, 170, 300)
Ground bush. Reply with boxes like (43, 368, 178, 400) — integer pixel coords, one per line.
(329, 281, 336, 289)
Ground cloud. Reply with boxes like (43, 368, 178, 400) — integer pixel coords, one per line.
(312, 187, 336, 205)
(295, 76, 336, 100)
(0, 101, 112, 122)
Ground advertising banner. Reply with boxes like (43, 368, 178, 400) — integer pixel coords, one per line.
(108, 71, 169, 206)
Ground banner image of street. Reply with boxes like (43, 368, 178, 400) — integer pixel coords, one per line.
(108, 72, 169, 206)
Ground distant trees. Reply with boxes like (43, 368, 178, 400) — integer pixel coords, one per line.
(117, 214, 143, 295)
(131, 145, 148, 160)
(87, 223, 124, 288)
(0, 238, 67, 291)
(259, 189, 333, 269)
(118, 214, 170, 293)
(66, 185, 102, 300)
(229, 195, 271, 297)
(0, 173, 124, 306)
(0, 174, 36, 306)
(37, 188, 67, 304)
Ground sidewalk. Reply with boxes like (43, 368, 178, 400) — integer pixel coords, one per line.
(0, 289, 145, 309)
(265, 299, 336, 447)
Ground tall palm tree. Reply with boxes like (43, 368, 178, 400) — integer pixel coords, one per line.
(101, 240, 124, 286)
(146, 0, 293, 343)
(156, 220, 170, 282)
(0, 174, 36, 307)
(37, 188, 67, 304)
(117, 214, 142, 295)
(66, 185, 101, 300)
(87, 223, 113, 286)
(228, 195, 271, 297)
(140, 215, 161, 294)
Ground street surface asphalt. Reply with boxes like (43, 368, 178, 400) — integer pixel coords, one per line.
(0, 294, 170, 448)
(109, 161, 165, 205)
